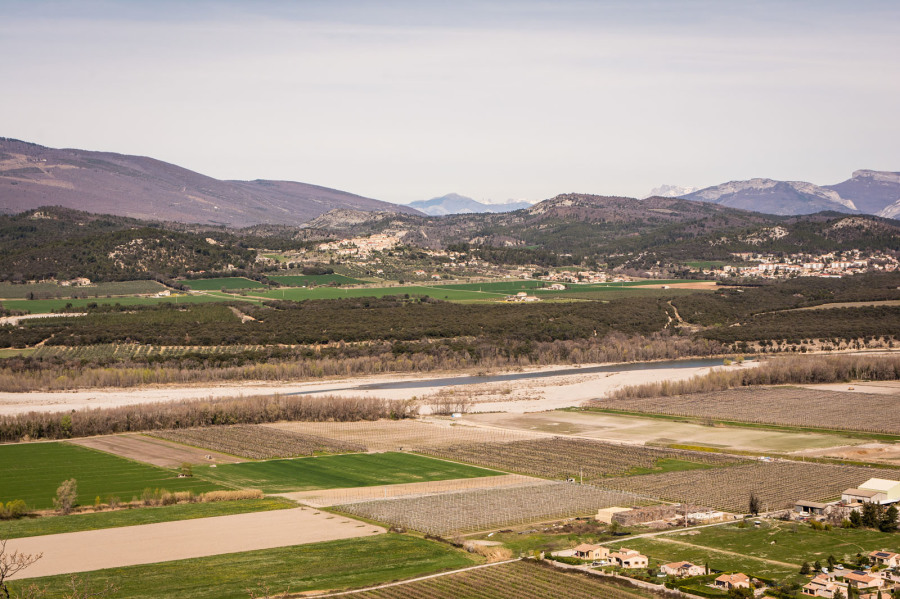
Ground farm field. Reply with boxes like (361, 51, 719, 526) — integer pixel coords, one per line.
(151, 424, 366, 459)
(597, 461, 889, 513)
(7, 534, 476, 599)
(418, 437, 743, 481)
(349, 559, 654, 599)
(255, 284, 503, 301)
(283, 474, 542, 507)
(68, 434, 244, 467)
(265, 419, 539, 452)
(193, 452, 502, 493)
(337, 481, 653, 535)
(179, 277, 267, 290)
(0, 442, 222, 509)
(268, 274, 365, 286)
(12, 342, 280, 362)
(0, 497, 295, 539)
(593, 387, 900, 436)
(463, 411, 861, 453)
(0, 280, 165, 299)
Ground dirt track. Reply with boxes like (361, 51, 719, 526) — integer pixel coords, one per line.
(7, 508, 384, 580)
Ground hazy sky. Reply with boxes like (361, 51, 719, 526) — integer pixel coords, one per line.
(2, 0, 898, 204)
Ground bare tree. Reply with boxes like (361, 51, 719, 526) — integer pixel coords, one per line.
(60, 575, 118, 599)
(246, 582, 290, 599)
(0, 539, 42, 599)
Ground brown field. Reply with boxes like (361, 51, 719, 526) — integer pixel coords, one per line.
(150, 424, 366, 459)
(344, 559, 649, 599)
(597, 461, 888, 513)
(282, 474, 542, 507)
(337, 481, 655, 536)
(418, 437, 744, 481)
(7, 508, 384, 580)
(265, 419, 539, 452)
(68, 434, 243, 467)
(592, 387, 900, 435)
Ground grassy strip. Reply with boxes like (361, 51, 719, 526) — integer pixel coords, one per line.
(622, 458, 717, 477)
(578, 407, 900, 443)
(0, 498, 295, 539)
(193, 452, 502, 494)
(7, 534, 478, 599)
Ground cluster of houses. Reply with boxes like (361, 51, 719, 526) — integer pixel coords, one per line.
(316, 234, 402, 257)
(802, 551, 900, 599)
(572, 544, 648, 569)
(695, 250, 899, 280)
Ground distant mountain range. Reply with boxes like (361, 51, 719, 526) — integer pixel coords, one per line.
(0, 138, 420, 227)
(670, 170, 900, 217)
(407, 193, 534, 216)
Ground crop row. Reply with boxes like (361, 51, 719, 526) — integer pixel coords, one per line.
(595, 387, 900, 435)
(352, 559, 644, 599)
(151, 424, 366, 459)
(419, 437, 744, 481)
(597, 461, 884, 513)
(337, 481, 654, 536)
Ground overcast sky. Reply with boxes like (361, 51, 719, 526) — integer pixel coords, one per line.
(2, 0, 898, 204)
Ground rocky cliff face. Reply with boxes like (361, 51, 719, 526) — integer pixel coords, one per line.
(826, 170, 900, 216)
(681, 178, 858, 215)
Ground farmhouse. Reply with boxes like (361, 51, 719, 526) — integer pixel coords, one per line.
(609, 549, 648, 569)
(573, 543, 609, 561)
(661, 562, 705, 577)
(842, 571, 883, 591)
(715, 573, 751, 590)
(842, 488, 885, 504)
(869, 550, 900, 568)
(803, 574, 844, 598)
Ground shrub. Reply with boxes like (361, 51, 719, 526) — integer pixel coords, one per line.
(0, 499, 28, 520)
(200, 490, 263, 503)
(53, 478, 78, 515)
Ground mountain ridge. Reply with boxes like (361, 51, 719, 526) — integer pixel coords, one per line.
(0, 137, 421, 227)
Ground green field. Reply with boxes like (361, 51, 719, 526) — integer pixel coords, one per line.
(612, 520, 900, 582)
(0, 442, 223, 509)
(180, 277, 267, 290)
(268, 274, 365, 286)
(7, 534, 477, 599)
(0, 280, 165, 299)
(194, 452, 501, 493)
(0, 498, 294, 539)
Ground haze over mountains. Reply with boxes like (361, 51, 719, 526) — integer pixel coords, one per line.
(407, 193, 534, 216)
(0, 138, 421, 227)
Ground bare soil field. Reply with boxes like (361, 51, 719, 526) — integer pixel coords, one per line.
(67, 434, 243, 467)
(793, 442, 900, 466)
(803, 380, 900, 395)
(592, 387, 900, 435)
(265, 419, 540, 452)
(597, 461, 888, 513)
(282, 474, 542, 507)
(461, 411, 858, 453)
(7, 507, 385, 580)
